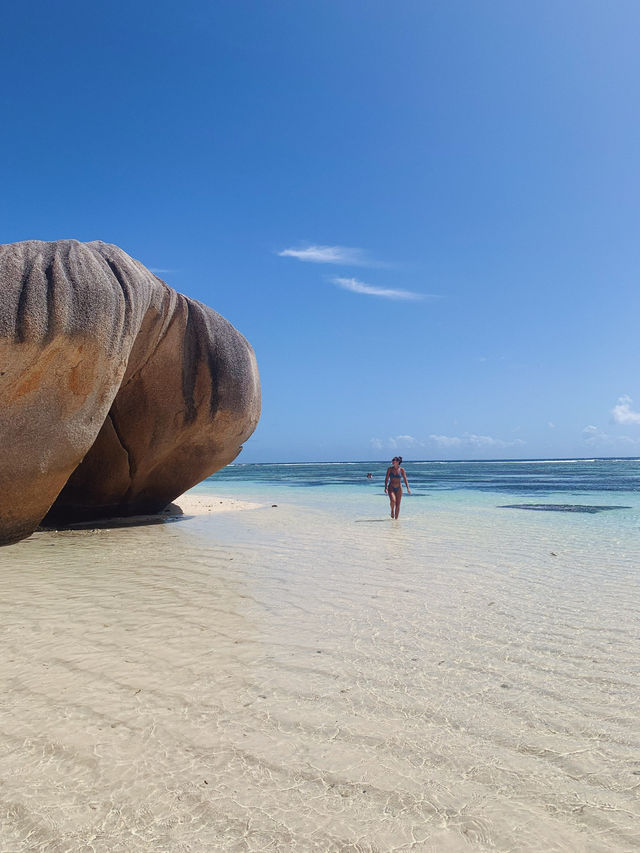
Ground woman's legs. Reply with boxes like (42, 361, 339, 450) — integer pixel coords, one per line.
(388, 489, 396, 517)
(394, 489, 402, 519)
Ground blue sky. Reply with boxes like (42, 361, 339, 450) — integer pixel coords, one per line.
(2, 1, 640, 462)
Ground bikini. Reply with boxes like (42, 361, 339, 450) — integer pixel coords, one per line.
(388, 469, 402, 493)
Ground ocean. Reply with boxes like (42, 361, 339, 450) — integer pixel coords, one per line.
(200, 456, 640, 528)
(207, 457, 640, 498)
(205, 458, 640, 496)
(1, 458, 639, 851)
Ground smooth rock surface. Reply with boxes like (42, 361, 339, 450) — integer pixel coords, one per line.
(0, 240, 260, 544)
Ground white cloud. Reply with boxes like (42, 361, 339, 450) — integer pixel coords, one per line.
(332, 277, 425, 301)
(396, 434, 419, 446)
(428, 434, 463, 448)
(547, 422, 556, 429)
(582, 425, 602, 445)
(428, 433, 526, 449)
(372, 435, 423, 451)
(372, 433, 525, 452)
(612, 395, 640, 425)
(278, 245, 370, 265)
(583, 424, 640, 447)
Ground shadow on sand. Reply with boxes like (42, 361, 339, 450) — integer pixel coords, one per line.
(38, 503, 192, 532)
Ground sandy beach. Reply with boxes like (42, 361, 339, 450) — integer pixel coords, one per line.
(1, 488, 639, 852)
(174, 493, 267, 515)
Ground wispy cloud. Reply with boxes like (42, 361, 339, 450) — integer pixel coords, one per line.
(332, 277, 425, 301)
(612, 395, 640, 425)
(371, 433, 524, 452)
(583, 424, 640, 447)
(149, 267, 177, 275)
(371, 435, 422, 451)
(278, 245, 370, 265)
(428, 434, 526, 449)
(396, 434, 419, 446)
(583, 425, 604, 445)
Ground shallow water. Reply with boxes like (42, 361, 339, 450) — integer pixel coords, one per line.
(1, 462, 639, 851)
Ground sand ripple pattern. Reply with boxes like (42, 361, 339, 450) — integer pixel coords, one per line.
(0, 500, 639, 852)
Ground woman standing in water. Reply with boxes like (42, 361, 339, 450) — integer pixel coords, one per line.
(384, 456, 411, 519)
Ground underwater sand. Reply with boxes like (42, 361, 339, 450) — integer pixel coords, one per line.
(0, 490, 639, 852)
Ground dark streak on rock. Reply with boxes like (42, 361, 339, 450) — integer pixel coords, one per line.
(182, 300, 224, 422)
(108, 411, 136, 484)
(205, 341, 220, 419)
(43, 261, 57, 344)
(181, 300, 200, 424)
(15, 257, 36, 344)
(105, 259, 132, 310)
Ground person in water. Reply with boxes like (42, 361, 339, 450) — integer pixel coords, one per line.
(384, 456, 411, 518)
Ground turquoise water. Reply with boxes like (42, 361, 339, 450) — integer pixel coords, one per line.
(197, 457, 640, 527)
(207, 457, 640, 497)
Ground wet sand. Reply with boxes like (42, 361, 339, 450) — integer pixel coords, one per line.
(0, 492, 639, 851)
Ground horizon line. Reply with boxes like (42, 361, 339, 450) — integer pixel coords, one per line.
(227, 455, 640, 466)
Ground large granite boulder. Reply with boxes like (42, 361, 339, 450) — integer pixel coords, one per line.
(0, 240, 260, 545)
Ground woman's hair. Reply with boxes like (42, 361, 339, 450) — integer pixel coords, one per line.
(392, 456, 403, 464)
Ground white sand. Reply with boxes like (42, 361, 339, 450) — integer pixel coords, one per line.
(0, 495, 638, 851)
(173, 492, 266, 515)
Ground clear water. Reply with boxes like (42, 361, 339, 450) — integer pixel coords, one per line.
(200, 457, 640, 525)
(2, 458, 639, 851)
(208, 457, 640, 496)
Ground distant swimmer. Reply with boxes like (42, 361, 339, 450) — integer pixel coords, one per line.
(366, 472, 373, 479)
(384, 456, 411, 519)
